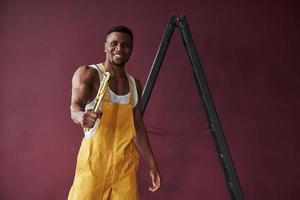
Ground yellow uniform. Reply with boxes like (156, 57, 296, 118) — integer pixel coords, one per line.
(68, 70, 139, 200)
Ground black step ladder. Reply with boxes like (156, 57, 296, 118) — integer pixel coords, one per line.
(141, 14, 244, 200)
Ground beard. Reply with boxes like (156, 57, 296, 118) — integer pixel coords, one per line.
(111, 60, 126, 68)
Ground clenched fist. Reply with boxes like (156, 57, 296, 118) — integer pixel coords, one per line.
(80, 109, 102, 128)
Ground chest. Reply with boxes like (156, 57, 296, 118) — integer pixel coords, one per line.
(108, 77, 129, 95)
(91, 74, 130, 100)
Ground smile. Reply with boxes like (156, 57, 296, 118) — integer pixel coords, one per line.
(113, 54, 124, 59)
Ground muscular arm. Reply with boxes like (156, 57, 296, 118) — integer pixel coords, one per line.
(70, 66, 99, 128)
(133, 79, 161, 192)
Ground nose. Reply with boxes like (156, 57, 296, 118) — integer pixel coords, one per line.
(115, 43, 122, 51)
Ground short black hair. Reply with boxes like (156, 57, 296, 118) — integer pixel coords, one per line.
(105, 25, 134, 44)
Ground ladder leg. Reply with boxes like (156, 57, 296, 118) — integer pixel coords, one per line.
(178, 14, 244, 200)
(141, 14, 177, 113)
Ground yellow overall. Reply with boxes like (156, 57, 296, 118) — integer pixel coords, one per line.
(68, 75, 139, 200)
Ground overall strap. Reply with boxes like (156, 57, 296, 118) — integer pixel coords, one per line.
(96, 63, 106, 73)
(96, 63, 110, 102)
(127, 74, 135, 106)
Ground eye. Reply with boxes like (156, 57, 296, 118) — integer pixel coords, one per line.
(121, 42, 131, 49)
(110, 41, 118, 47)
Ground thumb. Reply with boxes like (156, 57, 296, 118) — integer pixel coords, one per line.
(150, 171, 156, 186)
(97, 110, 103, 119)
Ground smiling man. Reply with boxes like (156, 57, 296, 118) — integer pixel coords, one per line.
(67, 26, 161, 200)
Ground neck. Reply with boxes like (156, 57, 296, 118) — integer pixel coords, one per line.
(104, 60, 126, 78)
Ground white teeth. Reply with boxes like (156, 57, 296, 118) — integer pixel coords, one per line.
(114, 54, 122, 58)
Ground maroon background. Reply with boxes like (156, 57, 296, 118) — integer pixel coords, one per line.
(1, 0, 300, 199)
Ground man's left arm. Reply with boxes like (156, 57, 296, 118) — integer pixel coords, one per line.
(133, 79, 161, 192)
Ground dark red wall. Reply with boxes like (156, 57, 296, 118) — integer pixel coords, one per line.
(1, 0, 299, 199)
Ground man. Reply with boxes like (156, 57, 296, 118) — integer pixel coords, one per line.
(68, 25, 161, 200)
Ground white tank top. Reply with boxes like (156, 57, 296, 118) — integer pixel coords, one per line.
(85, 64, 138, 111)
(83, 64, 138, 139)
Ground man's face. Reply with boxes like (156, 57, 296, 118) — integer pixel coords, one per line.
(105, 32, 133, 67)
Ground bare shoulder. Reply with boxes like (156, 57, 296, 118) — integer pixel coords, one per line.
(133, 77, 143, 94)
(72, 65, 99, 85)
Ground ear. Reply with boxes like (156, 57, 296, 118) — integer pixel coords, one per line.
(104, 42, 107, 53)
